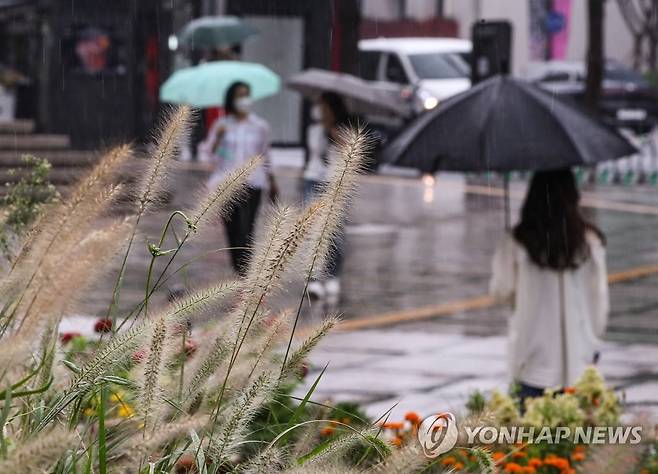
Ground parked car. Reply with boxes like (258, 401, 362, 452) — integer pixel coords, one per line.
(357, 37, 472, 115)
(527, 60, 658, 133)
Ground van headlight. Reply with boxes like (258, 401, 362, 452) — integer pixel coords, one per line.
(423, 96, 439, 110)
(415, 88, 439, 111)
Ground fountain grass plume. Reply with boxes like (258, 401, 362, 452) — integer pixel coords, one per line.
(305, 127, 371, 279)
(240, 445, 285, 473)
(281, 128, 369, 372)
(0, 427, 74, 474)
(0, 117, 437, 473)
(180, 332, 231, 410)
(0, 145, 131, 331)
(9, 145, 131, 274)
(116, 415, 210, 469)
(300, 427, 380, 469)
(37, 319, 150, 431)
(281, 314, 338, 380)
(191, 155, 263, 229)
(17, 218, 132, 340)
(366, 444, 427, 474)
(209, 372, 274, 464)
(221, 202, 327, 395)
(139, 315, 168, 430)
(137, 106, 192, 214)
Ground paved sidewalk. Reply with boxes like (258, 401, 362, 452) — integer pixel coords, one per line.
(60, 151, 658, 424)
(298, 327, 658, 422)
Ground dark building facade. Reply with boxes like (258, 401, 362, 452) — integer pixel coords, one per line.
(1, 0, 357, 148)
(1, 0, 176, 148)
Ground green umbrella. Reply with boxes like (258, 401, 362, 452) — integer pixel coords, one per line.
(160, 61, 281, 108)
(179, 16, 258, 49)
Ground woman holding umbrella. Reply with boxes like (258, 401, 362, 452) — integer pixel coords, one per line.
(490, 169, 609, 408)
(200, 81, 278, 275)
(304, 92, 352, 299)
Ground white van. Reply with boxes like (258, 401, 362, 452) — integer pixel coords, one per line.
(358, 37, 472, 113)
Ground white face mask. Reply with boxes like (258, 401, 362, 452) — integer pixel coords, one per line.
(311, 104, 323, 122)
(235, 96, 253, 114)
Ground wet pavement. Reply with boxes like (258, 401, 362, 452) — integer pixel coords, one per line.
(73, 149, 658, 421)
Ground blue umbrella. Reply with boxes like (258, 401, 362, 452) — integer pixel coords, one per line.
(179, 16, 258, 49)
(160, 61, 281, 108)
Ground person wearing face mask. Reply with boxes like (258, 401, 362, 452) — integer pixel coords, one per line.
(199, 81, 278, 275)
(303, 92, 351, 299)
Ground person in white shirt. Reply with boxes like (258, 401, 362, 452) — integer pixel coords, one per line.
(303, 92, 351, 298)
(199, 81, 278, 275)
(490, 169, 609, 408)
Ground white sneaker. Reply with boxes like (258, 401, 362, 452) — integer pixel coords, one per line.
(325, 278, 341, 296)
(307, 280, 325, 299)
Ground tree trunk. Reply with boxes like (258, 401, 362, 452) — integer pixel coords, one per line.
(585, 0, 605, 112)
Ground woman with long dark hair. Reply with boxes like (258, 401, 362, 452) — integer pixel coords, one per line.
(199, 81, 278, 275)
(303, 92, 352, 299)
(490, 169, 609, 406)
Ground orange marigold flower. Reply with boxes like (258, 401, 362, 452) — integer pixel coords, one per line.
(512, 451, 527, 459)
(404, 411, 421, 425)
(528, 458, 543, 468)
(453, 462, 464, 470)
(522, 467, 537, 474)
(320, 426, 335, 437)
(563, 386, 576, 394)
(492, 451, 506, 462)
(503, 462, 524, 473)
(573, 445, 586, 453)
(441, 456, 457, 466)
(545, 457, 570, 470)
(571, 451, 586, 462)
(390, 436, 403, 447)
(383, 421, 404, 430)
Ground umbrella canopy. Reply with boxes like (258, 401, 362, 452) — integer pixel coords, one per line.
(382, 75, 637, 173)
(160, 61, 280, 108)
(287, 68, 412, 118)
(179, 16, 258, 49)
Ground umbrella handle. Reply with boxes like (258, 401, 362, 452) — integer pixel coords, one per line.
(503, 173, 511, 230)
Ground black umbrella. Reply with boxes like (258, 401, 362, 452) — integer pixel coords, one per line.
(383, 75, 636, 173)
(382, 75, 637, 227)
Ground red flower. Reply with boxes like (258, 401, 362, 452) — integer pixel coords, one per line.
(132, 350, 146, 363)
(94, 318, 113, 333)
(175, 453, 196, 472)
(298, 362, 309, 378)
(184, 339, 197, 357)
(60, 332, 81, 344)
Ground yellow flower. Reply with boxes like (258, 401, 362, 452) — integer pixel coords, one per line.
(110, 393, 123, 403)
(83, 408, 95, 417)
(117, 404, 134, 418)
